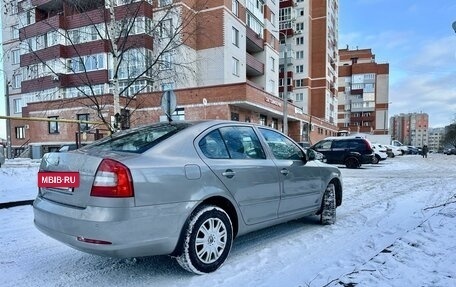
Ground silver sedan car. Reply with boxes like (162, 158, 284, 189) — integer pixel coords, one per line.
(34, 120, 342, 274)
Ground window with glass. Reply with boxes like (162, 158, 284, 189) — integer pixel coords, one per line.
(12, 25, 19, 39)
(15, 126, 25, 139)
(12, 74, 22, 89)
(12, 50, 20, 65)
(232, 27, 239, 47)
(232, 0, 239, 16)
(48, 117, 59, 134)
(77, 114, 90, 131)
(219, 126, 266, 159)
(13, 98, 23, 113)
(232, 57, 239, 76)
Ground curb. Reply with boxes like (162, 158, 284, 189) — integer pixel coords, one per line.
(0, 200, 34, 209)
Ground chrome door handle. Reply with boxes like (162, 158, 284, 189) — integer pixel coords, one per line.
(280, 169, 289, 176)
(222, 169, 236, 178)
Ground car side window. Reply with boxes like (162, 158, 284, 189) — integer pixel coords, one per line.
(332, 140, 348, 149)
(314, 140, 332, 149)
(199, 130, 230, 159)
(259, 128, 304, 160)
(219, 126, 266, 159)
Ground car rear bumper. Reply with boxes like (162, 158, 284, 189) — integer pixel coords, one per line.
(33, 196, 197, 258)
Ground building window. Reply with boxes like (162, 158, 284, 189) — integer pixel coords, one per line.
(296, 50, 304, 59)
(12, 25, 19, 39)
(15, 126, 25, 139)
(259, 114, 267, 126)
(160, 19, 173, 38)
(13, 99, 23, 113)
(295, 65, 304, 73)
(12, 50, 20, 65)
(295, 93, 304, 102)
(161, 82, 175, 91)
(232, 57, 239, 76)
(160, 0, 172, 6)
(232, 27, 239, 47)
(77, 114, 90, 131)
(231, 112, 239, 121)
(232, 0, 239, 17)
(296, 37, 304, 45)
(120, 109, 130, 130)
(271, 11, 276, 27)
(160, 51, 173, 70)
(296, 22, 304, 31)
(12, 74, 22, 89)
(172, 107, 185, 121)
(270, 57, 275, 71)
(48, 116, 59, 134)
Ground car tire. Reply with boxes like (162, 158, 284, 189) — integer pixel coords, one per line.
(372, 155, 380, 164)
(320, 183, 336, 225)
(345, 157, 359, 169)
(176, 205, 233, 274)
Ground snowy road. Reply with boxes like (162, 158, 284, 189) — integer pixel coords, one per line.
(1, 154, 455, 286)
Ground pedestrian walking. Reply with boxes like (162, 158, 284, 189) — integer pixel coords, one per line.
(422, 144, 428, 158)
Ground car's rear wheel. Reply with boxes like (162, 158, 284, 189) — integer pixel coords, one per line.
(320, 183, 336, 225)
(176, 205, 233, 274)
(345, 157, 359, 169)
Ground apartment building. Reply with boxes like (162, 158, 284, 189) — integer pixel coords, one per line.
(2, 0, 339, 157)
(278, 0, 339, 142)
(390, 112, 429, 146)
(427, 127, 444, 152)
(337, 48, 390, 135)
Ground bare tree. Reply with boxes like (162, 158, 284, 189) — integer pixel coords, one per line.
(6, 0, 207, 133)
(443, 122, 456, 148)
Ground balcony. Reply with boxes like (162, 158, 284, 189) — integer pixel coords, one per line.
(20, 14, 64, 40)
(246, 53, 264, 76)
(246, 27, 264, 53)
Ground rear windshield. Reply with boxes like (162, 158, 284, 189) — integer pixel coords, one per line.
(84, 122, 191, 153)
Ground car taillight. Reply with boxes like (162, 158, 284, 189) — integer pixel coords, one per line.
(90, 159, 134, 198)
(365, 140, 373, 152)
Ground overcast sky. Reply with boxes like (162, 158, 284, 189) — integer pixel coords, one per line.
(339, 0, 456, 128)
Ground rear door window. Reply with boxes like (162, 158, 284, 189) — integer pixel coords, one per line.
(199, 126, 266, 160)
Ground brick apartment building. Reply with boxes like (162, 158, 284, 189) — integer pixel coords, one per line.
(391, 112, 429, 147)
(1, 0, 339, 158)
(337, 48, 390, 135)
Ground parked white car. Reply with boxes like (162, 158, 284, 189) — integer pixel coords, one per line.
(371, 143, 388, 164)
(385, 144, 402, 157)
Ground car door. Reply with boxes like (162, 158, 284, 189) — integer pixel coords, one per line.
(312, 139, 337, 163)
(258, 128, 323, 217)
(198, 125, 281, 225)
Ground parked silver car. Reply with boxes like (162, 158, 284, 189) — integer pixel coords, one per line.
(34, 120, 343, 274)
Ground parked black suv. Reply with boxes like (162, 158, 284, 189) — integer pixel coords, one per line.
(310, 137, 374, 168)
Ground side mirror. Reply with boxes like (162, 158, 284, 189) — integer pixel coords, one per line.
(306, 149, 316, 161)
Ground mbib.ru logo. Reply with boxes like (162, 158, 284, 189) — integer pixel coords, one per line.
(38, 172, 80, 188)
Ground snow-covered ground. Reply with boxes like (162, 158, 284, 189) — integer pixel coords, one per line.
(0, 154, 455, 287)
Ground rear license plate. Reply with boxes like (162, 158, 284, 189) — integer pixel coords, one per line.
(38, 172, 80, 188)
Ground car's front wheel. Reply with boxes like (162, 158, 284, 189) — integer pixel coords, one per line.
(176, 205, 233, 274)
(320, 183, 336, 225)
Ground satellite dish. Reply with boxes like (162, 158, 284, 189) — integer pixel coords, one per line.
(203, 98, 208, 106)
